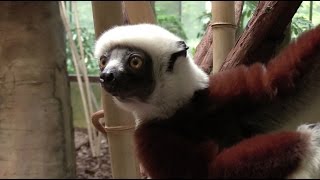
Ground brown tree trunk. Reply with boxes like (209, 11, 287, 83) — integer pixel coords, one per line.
(194, 23, 213, 66)
(0, 2, 75, 178)
(221, 1, 302, 71)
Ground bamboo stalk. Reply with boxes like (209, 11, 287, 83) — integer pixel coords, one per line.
(194, 1, 243, 73)
(122, 1, 156, 24)
(72, 1, 94, 121)
(89, 88, 103, 165)
(211, 1, 236, 74)
(90, 89, 103, 167)
(59, 2, 97, 157)
(92, 1, 140, 178)
(72, 1, 101, 157)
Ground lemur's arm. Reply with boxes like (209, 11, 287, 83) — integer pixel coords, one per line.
(210, 123, 320, 179)
(135, 122, 320, 179)
(208, 25, 320, 104)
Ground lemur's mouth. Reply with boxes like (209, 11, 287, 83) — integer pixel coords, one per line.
(100, 82, 135, 101)
(101, 83, 121, 96)
(114, 96, 134, 103)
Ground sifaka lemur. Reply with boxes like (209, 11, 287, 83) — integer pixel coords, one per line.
(94, 24, 320, 178)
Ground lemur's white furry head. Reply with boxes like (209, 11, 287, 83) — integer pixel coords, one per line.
(95, 24, 209, 125)
(95, 24, 182, 61)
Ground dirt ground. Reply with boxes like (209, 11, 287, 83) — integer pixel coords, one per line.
(75, 128, 112, 179)
(74, 128, 147, 179)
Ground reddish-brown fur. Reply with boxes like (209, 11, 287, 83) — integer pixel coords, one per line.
(135, 120, 219, 178)
(209, 25, 320, 104)
(135, 120, 309, 179)
(134, 25, 320, 178)
(210, 132, 308, 178)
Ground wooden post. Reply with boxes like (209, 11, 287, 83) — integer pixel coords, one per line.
(0, 2, 75, 178)
(211, 1, 236, 74)
(91, 2, 140, 178)
(122, 1, 156, 24)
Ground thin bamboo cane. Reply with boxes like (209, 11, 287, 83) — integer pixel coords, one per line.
(72, 1, 101, 157)
(89, 89, 103, 162)
(59, 1, 96, 156)
(73, 1, 94, 118)
(211, 1, 236, 74)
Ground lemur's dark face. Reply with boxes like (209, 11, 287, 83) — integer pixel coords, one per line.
(99, 46, 155, 101)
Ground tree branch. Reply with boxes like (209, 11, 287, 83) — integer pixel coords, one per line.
(220, 1, 302, 71)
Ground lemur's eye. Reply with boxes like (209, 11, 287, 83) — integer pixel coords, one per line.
(99, 55, 107, 71)
(100, 56, 107, 66)
(129, 55, 143, 70)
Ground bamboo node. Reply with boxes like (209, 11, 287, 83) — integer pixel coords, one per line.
(210, 22, 237, 29)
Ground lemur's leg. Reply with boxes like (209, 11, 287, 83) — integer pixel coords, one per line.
(210, 123, 320, 178)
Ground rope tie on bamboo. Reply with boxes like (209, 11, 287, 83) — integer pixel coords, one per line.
(91, 110, 135, 135)
(104, 125, 135, 132)
(210, 22, 237, 29)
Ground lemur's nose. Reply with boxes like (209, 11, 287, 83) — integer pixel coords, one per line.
(100, 72, 115, 83)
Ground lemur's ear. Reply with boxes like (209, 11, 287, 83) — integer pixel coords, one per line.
(174, 41, 189, 58)
(166, 41, 190, 72)
(177, 41, 189, 53)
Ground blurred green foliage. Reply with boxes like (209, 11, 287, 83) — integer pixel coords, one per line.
(196, 1, 317, 41)
(65, 1, 319, 75)
(66, 27, 99, 75)
(291, 16, 314, 38)
(156, 7, 188, 40)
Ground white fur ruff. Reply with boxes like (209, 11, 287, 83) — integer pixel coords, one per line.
(287, 123, 320, 179)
